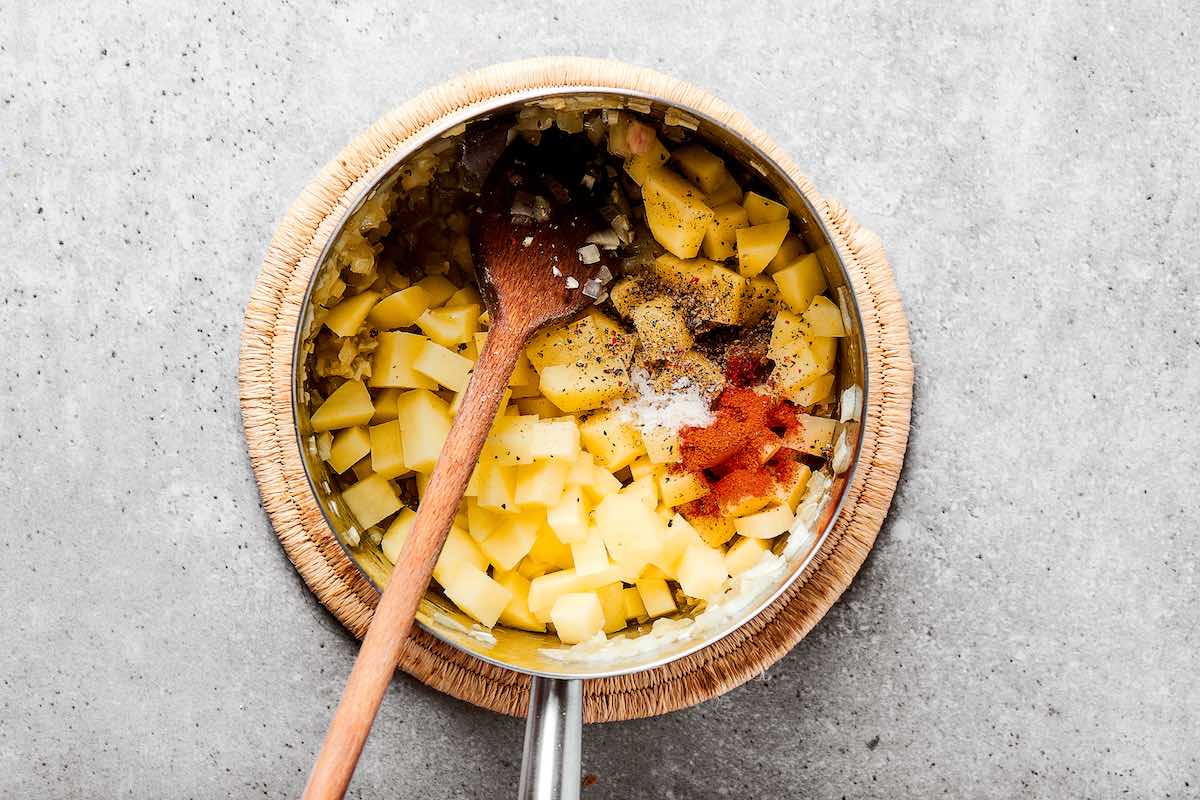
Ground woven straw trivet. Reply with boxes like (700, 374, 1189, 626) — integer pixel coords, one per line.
(239, 57, 912, 723)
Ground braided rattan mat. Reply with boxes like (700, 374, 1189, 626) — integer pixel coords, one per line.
(239, 57, 912, 723)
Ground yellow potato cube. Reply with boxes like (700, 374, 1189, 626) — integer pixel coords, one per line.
(635, 577, 676, 618)
(328, 426, 371, 474)
(705, 174, 743, 207)
(350, 457, 374, 481)
(783, 414, 837, 457)
(442, 565, 512, 628)
(629, 297, 693, 360)
(539, 362, 628, 413)
(414, 274, 458, 307)
(516, 557, 550, 581)
(527, 566, 621, 622)
(774, 462, 814, 511)
(480, 509, 541, 571)
(413, 339, 473, 392)
(736, 220, 790, 278)
(474, 461, 518, 512)
(367, 421, 408, 479)
(790, 373, 835, 407)
(416, 305, 481, 347)
(446, 285, 482, 308)
(651, 513, 706, 576)
(466, 498, 503, 542)
(640, 425, 682, 464)
(697, 263, 748, 326)
(740, 274, 779, 327)
(579, 411, 645, 471)
(594, 582, 628, 634)
(804, 295, 847, 337)
(491, 416, 581, 464)
(768, 310, 809, 360)
(324, 291, 380, 337)
(527, 525, 574, 572)
(624, 134, 670, 185)
(676, 543, 729, 599)
(586, 466, 623, 500)
(607, 277, 641, 319)
(341, 474, 402, 528)
(432, 525, 488, 585)
(593, 493, 666, 574)
(672, 144, 731, 194)
(371, 332, 439, 390)
(771, 343, 824, 400)
(311, 379, 375, 432)
(369, 387, 403, 423)
(657, 469, 710, 507)
(808, 335, 837, 373)
(546, 486, 590, 544)
(772, 253, 828, 314)
(702, 202, 750, 261)
(628, 455, 658, 480)
(653, 253, 713, 293)
(653, 351, 724, 394)
(743, 191, 789, 225)
(620, 474, 659, 509)
(395, 389, 451, 473)
(622, 586, 648, 620)
(734, 504, 795, 539)
(684, 512, 737, 547)
(724, 536, 769, 575)
(494, 569, 546, 632)
(380, 507, 416, 563)
(367, 285, 430, 330)
(550, 592, 606, 644)
(642, 167, 715, 259)
(515, 397, 563, 418)
(564, 451, 595, 485)
(570, 531, 611, 576)
(766, 235, 805, 275)
(515, 459, 569, 508)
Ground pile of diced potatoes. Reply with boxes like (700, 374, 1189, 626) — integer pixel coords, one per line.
(303, 107, 846, 646)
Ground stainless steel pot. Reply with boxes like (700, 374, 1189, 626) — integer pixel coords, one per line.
(292, 86, 867, 799)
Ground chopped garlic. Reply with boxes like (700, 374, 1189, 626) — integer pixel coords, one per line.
(565, 276, 580, 289)
(577, 243, 600, 264)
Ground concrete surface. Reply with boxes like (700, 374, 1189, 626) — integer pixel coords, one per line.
(1, 1, 1197, 797)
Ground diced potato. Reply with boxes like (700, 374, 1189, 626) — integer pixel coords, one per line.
(570, 530, 611, 576)
(369, 387, 403, 423)
(620, 474, 659, 509)
(350, 457, 374, 481)
(697, 263, 748, 326)
(772, 254, 827, 314)
(624, 134, 670, 185)
(414, 274, 458, 307)
(642, 167, 716, 259)
(629, 297, 692, 359)
(525, 316, 634, 372)
(564, 451, 595, 486)
(515, 397, 563, 418)
(493, 570, 545, 632)
(380, 507, 416, 563)
(653, 253, 712, 293)
(593, 494, 666, 574)
(546, 486, 590, 544)
(324, 291, 380, 337)
(474, 461, 518, 512)
(527, 525, 574, 572)
(702, 202, 750, 260)
(651, 351, 724, 395)
(579, 411, 645, 471)
(774, 462, 814, 511)
(640, 425, 682, 464)
(446, 285, 482, 308)
(413, 339, 473, 392)
(367, 420, 408, 479)
(622, 586, 648, 620)
(328, 426, 371, 474)
(657, 469, 711, 507)
(808, 336, 837, 373)
(583, 307, 623, 336)
(466, 498, 504, 542)
(517, 557, 550, 581)
(395, 389, 451, 473)
(371, 332, 439, 390)
(684, 512, 737, 548)
(607, 278, 640, 320)
(515, 460, 569, 508)
(653, 513, 706, 576)
(783, 414, 837, 456)
(715, 472, 775, 517)
(491, 416, 581, 464)
(771, 343, 824, 401)
(724, 536, 769, 575)
(743, 191, 789, 225)
(790, 373, 835, 407)
(416, 305, 481, 347)
(550, 592, 606, 644)
(736, 220, 790, 278)
(705, 174, 743, 207)
(594, 582, 628, 634)
(628, 455, 658, 480)
(311, 379, 375, 432)
(442, 565, 512, 628)
(803, 295, 847, 337)
(528, 567, 622, 622)
(672, 144, 732, 194)
(480, 509, 541, 571)
(768, 310, 807, 360)
(450, 385, 510, 418)
(586, 466, 623, 500)
(676, 544, 729, 599)
(766, 235, 805, 275)
(341, 474, 402, 528)
(635, 577, 676, 618)
(734, 504, 795, 539)
(740, 274, 779, 326)
(432, 525, 488, 585)
(368, 286, 430, 330)
(539, 363, 628, 413)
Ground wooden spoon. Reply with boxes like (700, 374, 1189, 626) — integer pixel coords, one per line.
(303, 130, 614, 799)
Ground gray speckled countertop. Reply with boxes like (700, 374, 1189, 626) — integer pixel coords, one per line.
(2, 2, 1197, 798)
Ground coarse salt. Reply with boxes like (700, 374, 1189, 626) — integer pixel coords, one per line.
(610, 367, 714, 434)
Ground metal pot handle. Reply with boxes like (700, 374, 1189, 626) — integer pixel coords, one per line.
(518, 677, 583, 800)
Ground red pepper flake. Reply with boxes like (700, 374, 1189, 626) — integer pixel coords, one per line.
(723, 347, 769, 387)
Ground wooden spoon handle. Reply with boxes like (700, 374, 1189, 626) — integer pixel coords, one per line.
(303, 321, 528, 800)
